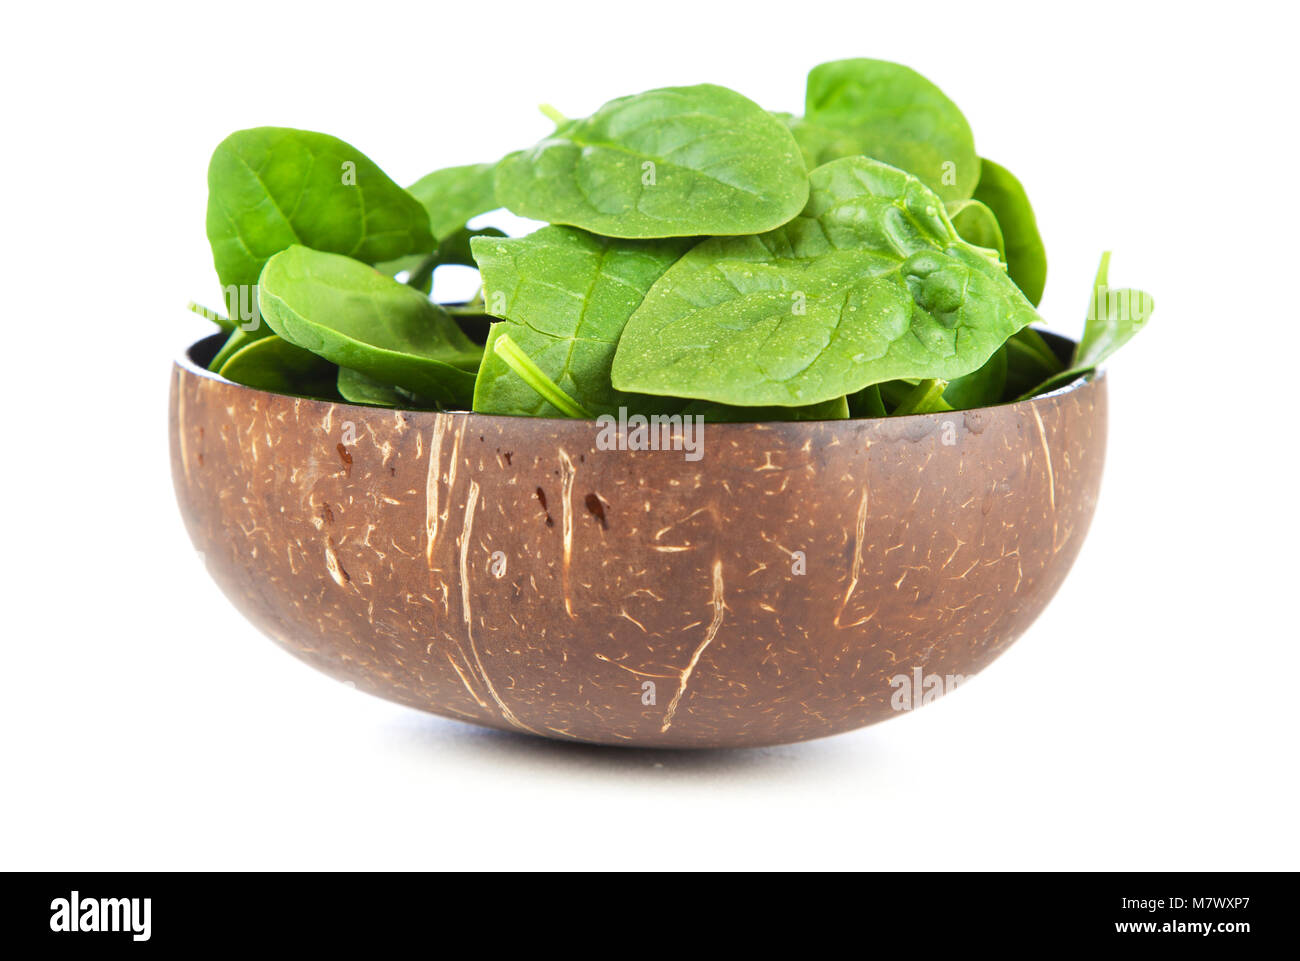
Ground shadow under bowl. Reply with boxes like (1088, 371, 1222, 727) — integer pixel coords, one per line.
(171, 334, 1106, 749)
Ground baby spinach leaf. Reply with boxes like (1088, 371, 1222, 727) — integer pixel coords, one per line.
(847, 384, 887, 418)
(1003, 328, 1064, 398)
(206, 127, 433, 319)
(802, 59, 979, 204)
(258, 246, 482, 408)
(470, 226, 692, 417)
(1021, 252, 1154, 398)
(682, 395, 849, 422)
(611, 157, 1040, 407)
(407, 162, 499, 241)
(485, 333, 595, 418)
(479, 334, 852, 422)
(878, 380, 919, 411)
(947, 198, 1006, 262)
(1011, 326, 1062, 371)
(216, 334, 340, 400)
(494, 85, 809, 238)
(338, 367, 399, 407)
(785, 116, 837, 172)
(336, 367, 438, 409)
(972, 158, 1047, 306)
(942, 344, 1007, 409)
(208, 326, 261, 372)
(1073, 253, 1155, 367)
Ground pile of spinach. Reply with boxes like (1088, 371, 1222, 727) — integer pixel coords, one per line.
(191, 59, 1153, 420)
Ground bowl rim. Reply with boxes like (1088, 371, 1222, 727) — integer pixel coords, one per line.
(174, 331, 1102, 425)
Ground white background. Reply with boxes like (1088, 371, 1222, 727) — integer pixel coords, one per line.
(1, 0, 1296, 870)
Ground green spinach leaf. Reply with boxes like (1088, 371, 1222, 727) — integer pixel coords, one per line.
(682, 396, 849, 422)
(878, 380, 917, 411)
(1004, 328, 1064, 398)
(494, 85, 808, 238)
(1021, 252, 1154, 398)
(206, 127, 433, 318)
(847, 384, 887, 418)
(407, 162, 499, 241)
(337, 367, 436, 409)
(784, 115, 836, 172)
(216, 334, 340, 400)
(483, 333, 595, 418)
(611, 156, 1040, 407)
(258, 246, 481, 408)
(972, 158, 1047, 305)
(943, 343, 1007, 408)
(208, 326, 261, 372)
(802, 59, 979, 204)
(470, 226, 692, 416)
(947, 198, 1006, 262)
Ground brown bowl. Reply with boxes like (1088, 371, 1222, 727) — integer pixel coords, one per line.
(170, 333, 1106, 749)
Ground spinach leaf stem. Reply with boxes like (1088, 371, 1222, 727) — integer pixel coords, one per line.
(493, 333, 593, 418)
(892, 379, 952, 415)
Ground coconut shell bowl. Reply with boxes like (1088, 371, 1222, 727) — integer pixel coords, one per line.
(170, 333, 1106, 749)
